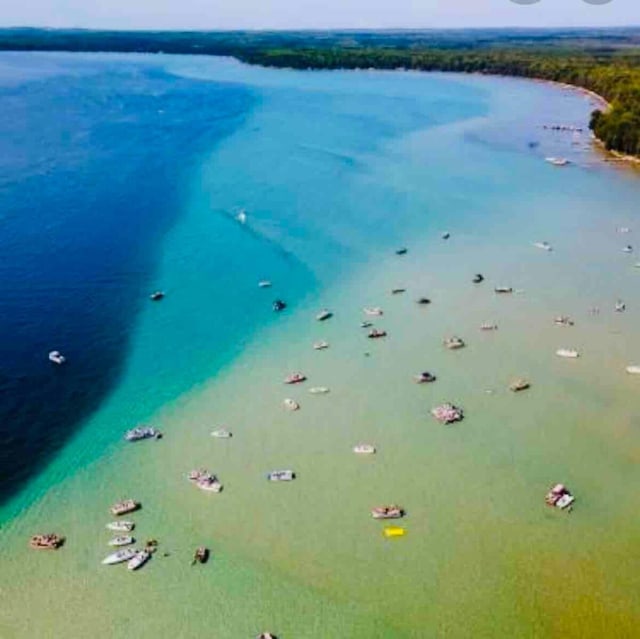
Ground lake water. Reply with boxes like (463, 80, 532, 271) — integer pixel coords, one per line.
(1, 52, 640, 638)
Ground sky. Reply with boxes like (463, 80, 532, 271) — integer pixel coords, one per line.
(1, 0, 639, 31)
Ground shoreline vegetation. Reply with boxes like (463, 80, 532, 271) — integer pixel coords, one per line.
(1, 27, 639, 158)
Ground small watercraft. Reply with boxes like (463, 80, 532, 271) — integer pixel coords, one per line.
(441, 232, 451, 240)
(108, 535, 135, 547)
(494, 286, 513, 294)
(509, 378, 530, 392)
(443, 336, 465, 350)
(472, 274, 484, 283)
(361, 321, 373, 328)
(623, 245, 633, 254)
(192, 547, 209, 565)
(368, 328, 387, 339)
(313, 340, 329, 350)
(110, 500, 140, 516)
(211, 428, 232, 439)
(353, 444, 376, 454)
(545, 484, 575, 510)
(363, 307, 383, 316)
(383, 527, 406, 538)
(149, 291, 165, 301)
(124, 426, 161, 442)
(556, 348, 579, 359)
(29, 533, 64, 550)
(188, 469, 223, 493)
(267, 470, 295, 482)
(533, 241, 553, 251)
(308, 386, 330, 394)
(257, 633, 277, 639)
(618, 227, 631, 234)
(391, 288, 406, 295)
(625, 365, 640, 375)
(395, 247, 408, 255)
(480, 323, 498, 331)
(545, 157, 570, 166)
(554, 316, 574, 327)
(127, 549, 151, 571)
(272, 299, 287, 312)
(258, 280, 272, 288)
(106, 521, 135, 532)
(371, 505, 404, 520)
(284, 373, 306, 384)
(431, 403, 464, 424)
(416, 297, 431, 305)
(283, 398, 300, 411)
(102, 548, 137, 565)
(316, 309, 333, 321)
(236, 210, 247, 224)
(414, 371, 436, 383)
(615, 300, 626, 312)
(48, 351, 66, 365)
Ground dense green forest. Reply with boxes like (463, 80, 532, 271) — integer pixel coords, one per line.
(1, 28, 640, 157)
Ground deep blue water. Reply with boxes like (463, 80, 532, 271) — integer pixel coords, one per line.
(0, 54, 254, 502)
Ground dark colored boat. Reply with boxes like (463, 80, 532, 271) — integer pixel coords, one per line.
(150, 291, 165, 301)
(192, 546, 209, 564)
(273, 299, 287, 312)
(473, 274, 484, 283)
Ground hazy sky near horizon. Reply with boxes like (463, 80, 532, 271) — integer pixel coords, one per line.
(2, 0, 639, 30)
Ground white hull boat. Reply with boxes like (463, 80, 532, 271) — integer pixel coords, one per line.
(556, 349, 580, 359)
(313, 341, 329, 350)
(532, 241, 552, 251)
(102, 548, 137, 565)
(353, 444, 376, 454)
(211, 429, 232, 439)
(106, 521, 135, 532)
(283, 398, 300, 411)
(48, 350, 66, 365)
(363, 307, 383, 316)
(267, 470, 295, 481)
(626, 365, 640, 375)
(309, 387, 330, 394)
(127, 550, 151, 571)
(108, 535, 135, 547)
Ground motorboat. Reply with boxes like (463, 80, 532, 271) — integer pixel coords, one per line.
(625, 365, 640, 375)
(554, 316, 574, 327)
(391, 288, 406, 294)
(533, 241, 553, 251)
(480, 323, 498, 331)
(443, 336, 465, 350)
(48, 350, 66, 365)
(371, 505, 404, 520)
(236, 210, 247, 224)
(258, 280, 272, 288)
(545, 157, 570, 166)
(545, 484, 575, 510)
(124, 425, 161, 442)
(431, 403, 464, 424)
(615, 300, 626, 312)
(441, 231, 451, 240)
(267, 470, 295, 481)
(313, 341, 329, 350)
(149, 291, 165, 301)
(360, 321, 373, 328)
(472, 273, 484, 283)
(188, 469, 223, 493)
(623, 245, 633, 254)
(106, 521, 135, 532)
(256, 633, 277, 639)
(383, 527, 406, 538)
(102, 548, 137, 565)
(192, 547, 209, 565)
(363, 307, 383, 316)
(618, 227, 631, 234)
(29, 533, 64, 550)
(353, 444, 376, 454)
(108, 535, 135, 547)
(368, 328, 387, 339)
(416, 297, 431, 305)
(110, 500, 140, 516)
(556, 349, 580, 359)
(283, 398, 300, 411)
(494, 286, 513, 294)
(509, 378, 530, 392)
(211, 428, 232, 439)
(395, 247, 408, 255)
(316, 309, 333, 321)
(284, 373, 306, 384)
(414, 371, 436, 383)
(272, 299, 287, 312)
(127, 550, 151, 571)
(309, 386, 330, 394)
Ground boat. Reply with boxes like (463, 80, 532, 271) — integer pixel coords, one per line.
(29, 533, 64, 550)
(106, 521, 135, 532)
(615, 300, 626, 312)
(383, 527, 406, 538)
(480, 323, 498, 331)
(127, 550, 151, 571)
(258, 280, 272, 288)
(494, 286, 513, 294)
(267, 470, 295, 482)
(416, 297, 431, 305)
(431, 403, 464, 424)
(443, 336, 465, 350)
(368, 328, 387, 339)
(284, 373, 306, 384)
(391, 288, 406, 295)
(625, 365, 640, 375)
(441, 232, 451, 240)
(108, 535, 135, 547)
(554, 316, 574, 327)
(272, 299, 287, 312)
(509, 378, 530, 392)
(371, 505, 404, 520)
(363, 307, 383, 316)
(545, 484, 575, 510)
(192, 547, 209, 565)
(283, 398, 300, 411)
(236, 210, 247, 224)
(545, 157, 570, 166)
(188, 469, 223, 493)
(102, 548, 137, 565)
(361, 321, 373, 328)
(414, 371, 436, 383)
(395, 247, 408, 255)
(353, 444, 376, 454)
(316, 309, 333, 321)
(211, 428, 232, 439)
(472, 273, 484, 283)
(533, 241, 553, 251)
(256, 633, 277, 639)
(48, 350, 66, 365)
(618, 227, 631, 234)
(313, 341, 329, 350)
(623, 245, 633, 254)
(309, 386, 330, 394)
(556, 349, 580, 359)
(110, 500, 140, 516)
(149, 291, 165, 301)
(124, 425, 161, 442)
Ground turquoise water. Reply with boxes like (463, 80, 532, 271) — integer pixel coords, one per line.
(2, 53, 640, 638)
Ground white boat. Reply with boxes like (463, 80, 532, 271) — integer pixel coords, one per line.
(556, 348, 580, 359)
(623, 245, 633, 253)
(127, 550, 151, 571)
(124, 426, 160, 442)
(283, 398, 300, 411)
(316, 309, 333, 321)
(363, 307, 383, 316)
(236, 210, 247, 224)
(308, 386, 330, 394)
(353, 444, 376, 455)
(258, 280, 272, 288)
(545, 157, 570, 166)
(108, 535, 135, 547)
(555, 494, 575, 510)
(532, 241, 553, 251)
(102, 548, 137, 565)
(211, 428, 232, 439)
(188, 469, 223, 493)
(615, 300, 626, 312)
(48, 350, 66, 365)
(313, 341, 329, 350)
(267, 470, 295, 481)
(625, 365, 640, 375)
(106, 521, 134, 532)
(618, 227, 631, 234)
